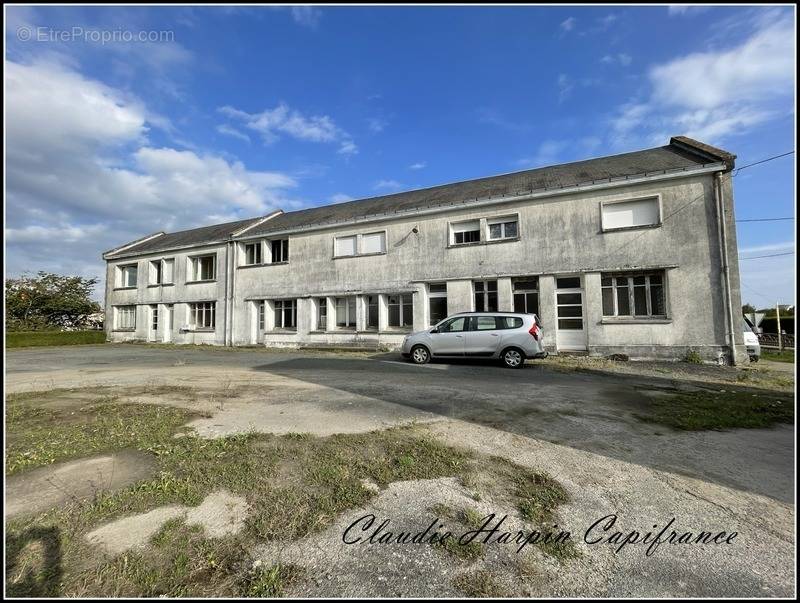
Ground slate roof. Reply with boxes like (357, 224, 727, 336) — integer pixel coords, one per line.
(105, 136, 733, 258)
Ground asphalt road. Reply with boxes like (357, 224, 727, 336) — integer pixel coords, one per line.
(6, 344, 794, 503)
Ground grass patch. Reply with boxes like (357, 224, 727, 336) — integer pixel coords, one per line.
(683, 349, 704, 364)
(6, 390, 570, 597)
(762, 348, 795, 363)
(6, 330, 106, 348)
(636, 389, 794, 431)
(6, 392, 199, 475)
(452, 569, 509, 597)
(434, 537, 485, 561)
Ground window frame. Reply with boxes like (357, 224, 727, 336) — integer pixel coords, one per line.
(114, 305, 136, 330)
(333, 230, 388, 258)
(118, 263, 138, 289)
(428, 282, 448, 326)
(273, 299, 297, 330)
(601, 271, 667, 319)
(334, 296, 357, 329)
(270, 239, 289, 264)
(387, 293, 414, 330)
(512, 277, 539, 315)
(450, 220, 481, 246)
(473, 279, 499, 312)
(190, 302, 216, 330)
(486, 215, 519, 241)
(317, 298, 328, 331)
(189, 254, 217, 282)
(600, 195, 663, 233)
(244, 241, 263, 266)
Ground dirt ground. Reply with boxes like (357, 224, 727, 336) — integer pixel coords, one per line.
(5, 344, 796, 597)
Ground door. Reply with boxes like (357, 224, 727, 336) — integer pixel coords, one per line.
(163, 305, 173, 343)
(555, 276, 586, 351)
(149, 305, 159, 342)
(430, 316, 468, 355)
(465, 316, 502, 356)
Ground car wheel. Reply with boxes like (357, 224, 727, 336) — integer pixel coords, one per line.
(501, 347, 525, 369)
(410, 345, 430, 365)
(750, 355, 759, 363)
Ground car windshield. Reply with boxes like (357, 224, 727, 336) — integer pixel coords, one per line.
(742, 317, 755, 333)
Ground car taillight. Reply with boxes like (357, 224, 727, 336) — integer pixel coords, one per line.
(529, 322, 540, 341)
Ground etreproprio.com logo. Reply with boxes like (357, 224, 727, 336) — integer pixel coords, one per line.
(17, 26, 175, 44)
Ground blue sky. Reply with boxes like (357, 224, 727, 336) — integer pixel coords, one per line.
(5, 5, 796, 306)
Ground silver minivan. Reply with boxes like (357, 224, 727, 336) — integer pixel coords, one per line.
(401, 312, 547, 368)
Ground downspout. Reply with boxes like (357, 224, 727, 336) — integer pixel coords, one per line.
(714, 172, 737, 365)
(229, 240, 236, 347)
(224, 240, 235, 347)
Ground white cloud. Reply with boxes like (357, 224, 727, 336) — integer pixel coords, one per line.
(516, 140, 569, 168)
(291, 6, 322, 29)
(610, 12, 794, 148)
(329, 193, 354, 204)
(409, 162, 427, 170)
(668, 6, 709, 17)
(560, 17, 576, 32)
(373, 179, 402, 191)
(601, 53, 632, 66)
(219, 103, 357, 155)
(738, 241, 795, 255)
(6, 60, 297, 288)
(367, 117, 388, 133)
(216, 124, 251, 143)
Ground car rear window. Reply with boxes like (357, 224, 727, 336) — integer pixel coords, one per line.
(474, 316, 497, 330)
(496, 316, 524, 329)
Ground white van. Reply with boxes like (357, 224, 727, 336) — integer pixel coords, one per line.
(743, 317, 760, 362)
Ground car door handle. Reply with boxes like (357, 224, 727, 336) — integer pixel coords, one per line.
(490, 333, 499, 337)
(455, 335, 463, 338)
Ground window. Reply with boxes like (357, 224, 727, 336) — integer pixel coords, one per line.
(497, 316, 524, 329)
(601, 197, 660, 230)
(245, 242, 262, 266)
(115, 305, 136, 329)
(488, 217, 518, 240)
(474, 280, 498, 312)
(362, 232, 386, 254)
(439, 316, 468, 333)
(317, 298, 328, 331)
(119, 264, 138, 288)
(190, 302, 216, 329)
(274, 299, 297, 329)
(258, 301, 266, 331)
(452, 220, 481, 245)
(162, 259, 174, 284)
(335, 235, 357, 257)
(473, 316, 497, 330)
(150, 305, 159, 332)
(150, 261, 162, 285)
(365, 295, 379, 330)
(190, 255, 216, 281)
(513, 278, 539, 315)
(428, 282, 448, 326)
(601, 272, 666, 318)
(388, 294, 413, 329)
(335, 297, 357, 328)
(271, 239, 289, 263)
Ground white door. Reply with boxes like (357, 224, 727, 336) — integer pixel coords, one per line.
(555, 276, 586, 351)
(149, 305, 159, 342)
(163, 305, 173, 343)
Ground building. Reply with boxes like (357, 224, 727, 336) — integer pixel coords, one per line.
(103, 136, 747, 362)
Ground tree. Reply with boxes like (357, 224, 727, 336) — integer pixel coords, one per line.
(5, 272, 102, 331)
(742, 303, 756, 315)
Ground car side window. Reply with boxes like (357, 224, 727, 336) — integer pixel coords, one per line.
(440, 317, 468, 332)
(497, 316, 523, 329)
(474, 316, 497, 330)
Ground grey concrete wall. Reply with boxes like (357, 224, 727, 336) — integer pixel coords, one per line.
(105, 170, 742, 361)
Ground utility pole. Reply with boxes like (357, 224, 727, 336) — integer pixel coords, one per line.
(776, 302, 783, 351)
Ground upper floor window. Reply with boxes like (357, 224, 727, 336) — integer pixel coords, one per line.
(190, 302, 216, 329)
(601, 271, 666, 318)
(474, 280, 498, 312)
(271, 239, 289, 263)
(115, 305, 136, 329)
(117, 264, 138, 288)
(245, 242, 262, 266)
(488, 217, 518, 240)
(451, 220, 481, 245)
(334, 232, 386, 258)
(190, 255, 216, 281)
(601, 197, 660, 231)
(149, 258, 174, 285)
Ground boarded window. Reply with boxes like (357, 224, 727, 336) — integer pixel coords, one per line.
(335, 235, 357, 257)
(602, 198, 660, 230)
(362, 232, 386, 254)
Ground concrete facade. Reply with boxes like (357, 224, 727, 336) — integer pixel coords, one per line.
(103, 139, 746, 362)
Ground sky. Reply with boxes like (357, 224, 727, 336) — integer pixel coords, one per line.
(4, 4, 796, 307)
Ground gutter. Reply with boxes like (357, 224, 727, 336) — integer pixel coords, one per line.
(714, 172, 737, 365)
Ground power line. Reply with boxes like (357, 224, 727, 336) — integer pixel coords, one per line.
(736, 217, 794, 222)
(739, 251, 794, 260)
(733, 151, 794, 176)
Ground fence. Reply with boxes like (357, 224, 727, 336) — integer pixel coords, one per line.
(758, 333, 795, 350)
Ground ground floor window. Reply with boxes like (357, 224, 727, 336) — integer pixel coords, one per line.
(335, 297, 356, 329)
(365, 295, 379, 330)
(115, 305, 136, 330)
(258, 301, 266, 331)
(388, 294, 413, 329)
(474, 280, 498, 312)
(428, 283, 447, 326)
(190, 302, 216, 329)
(150, 305, 159, 332)
(317, 298, 327, 330)
(274, 299, 297, 329)
(513, 278, 539, 315)
(601, 271, 666, 317)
